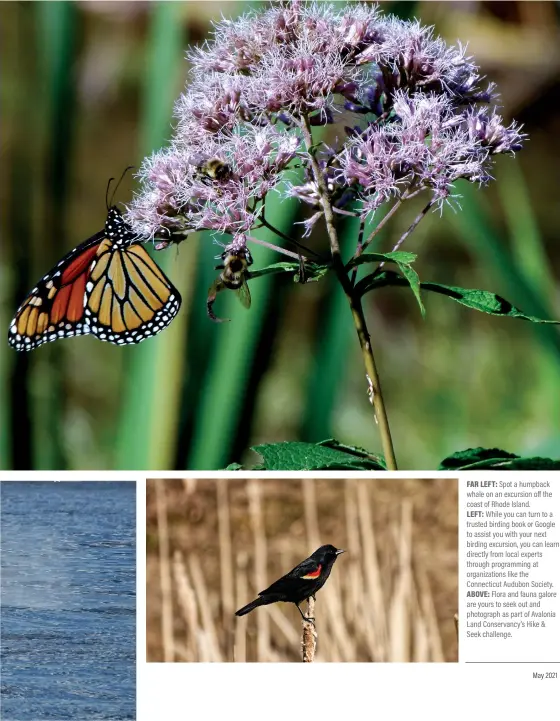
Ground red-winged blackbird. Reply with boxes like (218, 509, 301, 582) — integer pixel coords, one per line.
(235, 544, 344, 622)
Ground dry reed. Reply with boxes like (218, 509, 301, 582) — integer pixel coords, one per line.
(301, 597, 316, 662)
(155, 479, 174, 662)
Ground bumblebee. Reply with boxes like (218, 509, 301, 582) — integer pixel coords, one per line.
(207, 247, 253, 322)
(198, 157, 232, 181)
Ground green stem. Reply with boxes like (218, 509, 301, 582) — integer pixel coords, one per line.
(360, 193, 406, 253)
(350, 217, 365, 287)
(348, 294, 398, 470)
(376, 196, 436, 272)
(300, 115, 398, 470)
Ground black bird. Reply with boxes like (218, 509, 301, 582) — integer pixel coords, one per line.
(235, 544, 345, 622)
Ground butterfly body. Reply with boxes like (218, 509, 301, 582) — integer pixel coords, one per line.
(9, 207, 181, 351)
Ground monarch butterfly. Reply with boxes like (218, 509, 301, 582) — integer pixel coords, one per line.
(8, 203, 181, 351)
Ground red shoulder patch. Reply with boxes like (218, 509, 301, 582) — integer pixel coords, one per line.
(301, 564, 321, 580)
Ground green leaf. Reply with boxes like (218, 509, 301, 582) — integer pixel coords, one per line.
(346, 251, 418, 269)
(358, 271, 560, 324)
(294, 262, 331, 283)
(249, 261, 330, 283)
(398, 263, 424, 317)
(348, 253, 424, 316)
(224, 462, 244, 471)
(421, 283, 560, 323)
(502, 458, 560, 469)
(249, 262, 299, 279)
(247, 440, 386, 470)
(439, 447, 560, 470)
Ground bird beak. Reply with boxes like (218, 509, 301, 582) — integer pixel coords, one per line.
(336, 549, 345, 555)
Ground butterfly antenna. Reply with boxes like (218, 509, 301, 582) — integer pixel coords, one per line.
(108, 166, 135, 208)
(105, 177, 115, 211)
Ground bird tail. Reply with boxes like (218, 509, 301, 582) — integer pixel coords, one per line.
(235, 597, 269, 617)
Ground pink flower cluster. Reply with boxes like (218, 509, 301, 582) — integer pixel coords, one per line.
(126, 0, 524, 248)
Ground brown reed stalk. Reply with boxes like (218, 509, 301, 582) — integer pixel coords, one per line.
(217, 480, 234, 629)
(409, 563, 431, 663)
(412, 598, 430, 662)
(247, 478, 269, 661)
(268, 605, 300, 647)
(388, 501, 413, 661)
(323, 571, 355, 662)
(388, 501, 443, 663)
(344, 479, 362, 623)
(172, 549, 199, 661)
(234, 551, 248, 663)
(302, 596, 317, 662)
(155, 479, 174, 662)
(188, 553, 223, 661)
(415, 562, 446, 662)
(181, 477, 197, 496)
(302, 478, 321, 548)
(357, 479, 388, 660)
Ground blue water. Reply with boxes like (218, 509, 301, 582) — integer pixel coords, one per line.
(0, 481, 136, 721)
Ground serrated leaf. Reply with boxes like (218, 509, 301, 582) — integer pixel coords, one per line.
(439, 447, 560, 470)
(224, 462, 244, 471)
(359, 272, 560, 324)
(250, 440, 386, 470)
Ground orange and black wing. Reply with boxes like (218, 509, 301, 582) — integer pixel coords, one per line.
(84, 240, 181, 345)
(9, 235, 181, 351)
(8, 233, 106, 351)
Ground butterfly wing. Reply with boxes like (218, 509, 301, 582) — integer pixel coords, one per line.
(84, 241, 181, 345)
(8, 232, 106, 351)
(9, 235, 181, 351)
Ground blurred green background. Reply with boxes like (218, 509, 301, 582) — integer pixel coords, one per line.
(1, 1, 559, 471)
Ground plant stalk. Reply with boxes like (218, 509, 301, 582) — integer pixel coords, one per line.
(302, 596, 317, 662)
(245, 234, 308, 262)
(301, 115, 398, 470)
(350, 217, 365, 287)
(349, 295, 398, 469)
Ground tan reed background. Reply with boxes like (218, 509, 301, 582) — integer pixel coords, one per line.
(146, 477, 458, 662)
